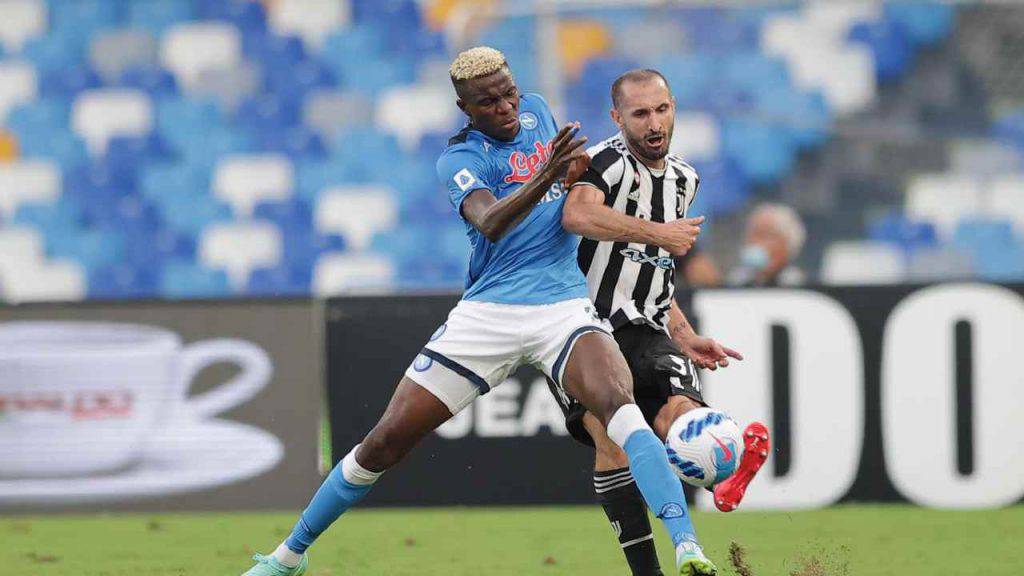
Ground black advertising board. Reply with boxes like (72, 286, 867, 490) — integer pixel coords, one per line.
(326, 284, 1024, 510)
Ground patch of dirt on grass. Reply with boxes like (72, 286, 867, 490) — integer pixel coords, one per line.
(729, 541, 755, 576)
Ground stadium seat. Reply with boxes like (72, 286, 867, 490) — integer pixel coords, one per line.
(118, 65, 179, 98)
(212, 154, 295, 217)
(303, 90, 374, 139)
(246, 264, 311, 297)
(375, 84, 457, 151)
(820, 241, 906, 285)
(88, 263, 159, 299)
(89, 30, 159, 83)
(253, 199, 313, 233)
(268, 0, 350, 50)
(972, 243, 1024, 282)
(906, 174, 983, 237)
(199, 221, 284, 290)
(950, 140, 1022, 175)
(0, 61, 38, 124)
(867, 212, 939, 253)
(987, 176, 1024, 237)
(557, 20, 613, 79)
(0, 0, 46, 53)
(46, 228, 125, 273)
(906, 248, 974, 282)
(614, 18, 686, 63)
(0, 159, 61, 219)
(0, 226, 44, 275)
(313, 252, 396, 295)
(883, 2, 955, 47)
(785, 45, 876, 116)
(159, 260, 231, 298)
(157, 194, 233, 236)
(71, 89, 155, 156)
(192, 62, 262, 112)
(128, 0, 195, 34)
(160, 22, 243, 93)
(0, 259, 86, 303)
(669, 112, 720, 162)
(315, 186, 398, 249)
(802, 2, 881, 40)
(848, 20, 914, 82)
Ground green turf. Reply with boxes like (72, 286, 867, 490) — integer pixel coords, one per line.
(3, 505, 1022, 575)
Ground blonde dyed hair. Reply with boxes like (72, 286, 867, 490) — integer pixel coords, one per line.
(449, 46, 507, 81)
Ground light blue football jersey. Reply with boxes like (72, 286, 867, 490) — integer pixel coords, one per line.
(435, 92, 588, 305)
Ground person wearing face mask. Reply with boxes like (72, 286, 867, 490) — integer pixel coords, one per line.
(728, 203, 807, 287)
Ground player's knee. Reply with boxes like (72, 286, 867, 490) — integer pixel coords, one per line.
(594, 434, 630, 469)
(359, 425, 412, 471)
(594, 377, 635, 424)
(654, 396, 701, 439)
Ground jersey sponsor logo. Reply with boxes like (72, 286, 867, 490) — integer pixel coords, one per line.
(504, 141, 552, 184)
(519, 112, 538, 130)
(620, 248, 675, 270)
(454, 168, 477, 191)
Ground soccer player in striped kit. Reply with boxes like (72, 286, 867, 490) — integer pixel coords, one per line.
(560, 69, 771, 576)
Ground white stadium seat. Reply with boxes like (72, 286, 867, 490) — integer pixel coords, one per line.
(315, 185, 397, 250)
(376, 84, 457, 152)
(199, 221, 283, 290)
(0, 160, 61, 218)
(0, 0, 47, 53)
(269, 0, 350, 50)
(987, 175, 1024, 238)
(0, 226, 44, 273)
(160, 22, 242, 93)
(669, 112, 720, 161)
(906, 174, 983, 237)
(0, 60, 38, 123)
(303, 89, 373, 138)
(212, 154, 295, 217)
(0, 259, 86, 303)
(821, 241, 906, 285)
(786, 45, 876, 116)
(802, 2, 881, 40)
(906, 248, 974, 282)
(313, 252, 395, 295)
(71, 89, 154, 155)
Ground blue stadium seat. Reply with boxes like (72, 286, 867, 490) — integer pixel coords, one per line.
(89, 264, 159, 299)
(253, 199, 313, 233)
(49, 0, 121, 41)
(721, 118, 797, 184)
(296, 158, 365, 200)
(281, 230, 346, 273)
(246, 264, 311, 297)
(118, 65, 179, 98)
(754, 86, 831, 149)
(23, 34, 83, 73)
(39, 67, 103, 99)
(107, 134, 173, 166)
(7, 99, 69, 136)
(15, 130, 88, 168)
(259, 124, 327, 159)
(47, 228, 126, 273)
(723, 53, 790, 94)
(123, 228, 197, 266)
(266, 60, 337, 108)
(992, 111, 1024, 151)
(178, 126, 254, 171)
(322, 26, 386, 63)
(157, 194, 233, 236)
(883, 2, 955, 47)
(160, 261, 231, 298)
(953, 218, 1018, 254)
(245, 33, 306, 70)
(63, 161, 137, 201)
(973, 243, 1024, 282)
(687, 158, 750, 217)
(14, 199, 84, 237)
(868, 212, 939, 253)
(236, 93, 301, 133)
(198, 0, 268, 34)
(128, 0, 195, 34)
(849, 21, 914, 82)
(330, 127, 403, 181)
(140, 162, 209, 202)
(653, 54, 715, 107)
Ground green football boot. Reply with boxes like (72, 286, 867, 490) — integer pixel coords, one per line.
(241, 553, 308, 576)
(677, 541, 717, 576)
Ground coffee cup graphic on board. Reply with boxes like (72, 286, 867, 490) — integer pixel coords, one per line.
(0, 321, 272, 479)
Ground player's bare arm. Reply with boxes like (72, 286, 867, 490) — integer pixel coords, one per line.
(667, 299, 742, 371)
(562, 182, 705, 255)
(462, 123, 587, 241)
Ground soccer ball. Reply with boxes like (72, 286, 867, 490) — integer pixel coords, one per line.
(665, 407, 743, 489)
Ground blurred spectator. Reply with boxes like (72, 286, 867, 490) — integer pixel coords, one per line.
(675, 247, 722, 288)
(728, 203, 806, 287)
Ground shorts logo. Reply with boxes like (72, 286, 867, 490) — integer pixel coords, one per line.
(413, 354, 433, 372)
(519, 112, 538, 130)
(454, 168, 477, 192)
(657, 502, 685, 519)
(429, 324, 447, 342)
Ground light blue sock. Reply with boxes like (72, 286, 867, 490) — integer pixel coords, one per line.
(609, 405, 698, 550)
(284, 446, 382, 554)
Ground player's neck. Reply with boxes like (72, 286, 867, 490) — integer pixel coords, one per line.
(623, 139, 666, 171)
(473, 122, 519, 142)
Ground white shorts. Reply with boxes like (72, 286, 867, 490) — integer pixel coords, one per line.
(404, 298, 612, 414)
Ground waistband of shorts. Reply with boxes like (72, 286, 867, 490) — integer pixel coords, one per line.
(456, 297, 590, 311)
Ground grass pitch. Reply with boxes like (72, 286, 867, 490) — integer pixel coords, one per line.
(3, 504, 1022, 575)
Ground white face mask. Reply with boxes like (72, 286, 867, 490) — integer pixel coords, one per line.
(740, 244, 770, 271)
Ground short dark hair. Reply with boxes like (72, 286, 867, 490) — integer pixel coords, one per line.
(611, 69, 671, 109)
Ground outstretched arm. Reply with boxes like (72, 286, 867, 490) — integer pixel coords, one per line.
(561, 183, 705, 256)
(667, 299, 743, 370)
(462, 123, 587, 242)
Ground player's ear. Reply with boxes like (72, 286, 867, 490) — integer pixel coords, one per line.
(609, 107, 621, 128)
(456, 98, 470, 117)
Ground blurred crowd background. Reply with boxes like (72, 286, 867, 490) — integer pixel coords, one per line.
(0, 0, 1021, 303)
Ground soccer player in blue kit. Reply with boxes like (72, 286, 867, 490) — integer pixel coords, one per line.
(242, 47, 717, 576)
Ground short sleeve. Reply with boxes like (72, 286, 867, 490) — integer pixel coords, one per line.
(436, 147, 493, 219)
(572, 146, 624, 197)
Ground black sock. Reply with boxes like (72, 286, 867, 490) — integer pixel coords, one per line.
(594, 467, 664, 576)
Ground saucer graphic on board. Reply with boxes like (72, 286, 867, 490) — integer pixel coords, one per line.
(0, 417, 283, 504)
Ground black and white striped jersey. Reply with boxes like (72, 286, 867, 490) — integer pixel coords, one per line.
(573, 133, 700, 331)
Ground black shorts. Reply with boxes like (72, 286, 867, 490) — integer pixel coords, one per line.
(551, 322, 707, 447)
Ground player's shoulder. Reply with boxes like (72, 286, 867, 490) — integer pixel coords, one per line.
(436, 129, 490, 175)
(666, 153, 699, 178)
(586, 133, 629, 173)
(519, 91, 550, 113)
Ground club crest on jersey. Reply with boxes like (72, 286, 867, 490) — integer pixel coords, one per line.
(519, 112, 538, 130)
(454, 168, 477, 192)
(504, 141, 552, 184)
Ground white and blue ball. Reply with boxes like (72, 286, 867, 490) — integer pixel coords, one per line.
(665, 407, 743, 489)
